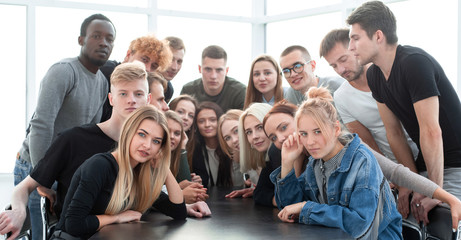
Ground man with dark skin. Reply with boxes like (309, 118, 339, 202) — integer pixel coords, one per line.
(13, 13, 115, 240)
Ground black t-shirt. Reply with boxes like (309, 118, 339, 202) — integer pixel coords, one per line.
(99, 60, 121, 122)
(254, 144, 281, 207)
(368, 45, 461, 172)
(30, 124, 116, 216)
(56, 152, 186, 239)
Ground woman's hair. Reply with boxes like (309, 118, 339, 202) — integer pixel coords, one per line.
(295, 87, 347, 141)
(170, 95, 198, 161)
(169, 94, 198, 112)
(105, 105, 170, 215)
(169, 94, 198, 136)
(189, 101, 233, 187)
(244, 55, 284, 109)
(165, 110, 185, 178)
(239, 103, 272, 173)
(262, 99, 298, 136)
(218, 109, 244, 159)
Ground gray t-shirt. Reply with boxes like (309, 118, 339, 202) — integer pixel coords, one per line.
(19, 57, 108, 166)
(285, 75, 344, 105)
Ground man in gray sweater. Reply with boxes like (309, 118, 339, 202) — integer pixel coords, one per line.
(280, 45, 344, 105)
(14, 13, 116, 239)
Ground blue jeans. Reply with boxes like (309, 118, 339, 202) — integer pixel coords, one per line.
(14, 157, 43, 240)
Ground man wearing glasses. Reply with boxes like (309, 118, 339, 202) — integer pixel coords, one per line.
(279, 45, 344, 105)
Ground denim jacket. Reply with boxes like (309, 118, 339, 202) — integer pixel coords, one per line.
(270, 134, 402, 239)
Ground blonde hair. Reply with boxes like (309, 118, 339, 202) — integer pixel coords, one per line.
(244, 55, 284, 109)
(110, 62, 148, 91)
(105, 105, 171, 214)
(165, 110, 185, 178)
(128, 34, 172, 72)
(239, 103, 272, 172)
(295, 87, 346, 141)
(218, 109, 244, 159)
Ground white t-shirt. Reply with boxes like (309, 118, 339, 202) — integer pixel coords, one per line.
(334, 81, 419, 162)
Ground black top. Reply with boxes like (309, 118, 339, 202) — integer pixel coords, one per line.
(368, 45, 461, 172)
(253, 144, 281, 207)
(30, 124, 116, 216)
(99, 60, 121, 122)
(165, 81, 174, 103)
(191, 143, 232, 188)
(90, 187, 353, 240)
(56, 152, 187, 239)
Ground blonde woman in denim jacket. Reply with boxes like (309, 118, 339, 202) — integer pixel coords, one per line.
(270, 87, 402, 239)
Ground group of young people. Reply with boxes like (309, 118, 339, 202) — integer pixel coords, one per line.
(2, 1, 461, 239)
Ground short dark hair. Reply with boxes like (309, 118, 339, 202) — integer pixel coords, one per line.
(319, 28, 350, 58)
(202, 45, 227, 62)
(165, 36, 186, 53)
(280, 45, 311, 61)
(80, 13, 115, 37)
(347, 1, 398, 44)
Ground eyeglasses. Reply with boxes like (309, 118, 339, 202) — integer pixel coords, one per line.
(281, 60, 311, 78)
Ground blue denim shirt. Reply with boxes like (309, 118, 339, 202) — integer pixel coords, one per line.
(270, 134, 402, 239)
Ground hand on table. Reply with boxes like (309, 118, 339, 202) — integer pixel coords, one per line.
(116, 210, 142, 223)
(186, 201, 211, 218)
(183, 183, 208, 204)
(190, 173, 202, 185)
(278, 202, 306, 223)
(225, 188, 254, 198)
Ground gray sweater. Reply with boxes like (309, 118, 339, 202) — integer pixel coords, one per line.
(285, 75, 344, 105)
(19, 57, 108, 166)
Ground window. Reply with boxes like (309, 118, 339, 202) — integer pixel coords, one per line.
(0, 0, 459, 173)
(0, 5, 26, 173)
(157, 16, 252, 99)
(158, 0, 252, 17)
(266, 11, 342, 85)
(35, 7, 148, 98)
(266, 0, 341, 16)
(389, 0, 458, 89)
(60, 0, 147, 8)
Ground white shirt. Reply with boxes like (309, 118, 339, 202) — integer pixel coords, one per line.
(334, 81, 419, 162)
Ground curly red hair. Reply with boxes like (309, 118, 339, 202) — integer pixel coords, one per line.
(128, 34, 172, 72)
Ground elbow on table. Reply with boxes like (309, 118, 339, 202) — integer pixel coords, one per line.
(65, 219, 88, 238)
(170, 203, 187, 220)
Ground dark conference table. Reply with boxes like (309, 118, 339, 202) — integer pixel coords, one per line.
(89, 187, 353, 240)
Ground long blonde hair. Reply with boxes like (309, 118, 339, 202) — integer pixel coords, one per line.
(105, 105, 171, 214)
(218, 109, 244, 159)
(165, 110, 185, 178)
(244, 55, 284, 109)
(239, 103, 272, 173)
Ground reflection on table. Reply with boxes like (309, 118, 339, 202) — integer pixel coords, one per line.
(89, 187, 353, 239)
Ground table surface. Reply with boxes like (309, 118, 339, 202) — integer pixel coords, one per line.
(89, 187, 353, 240)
